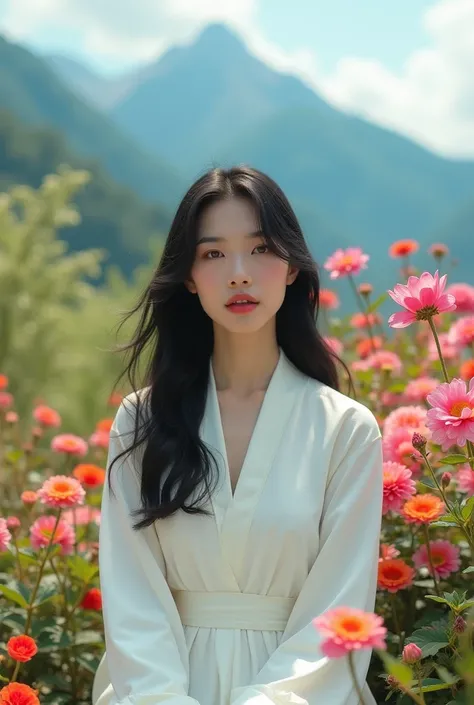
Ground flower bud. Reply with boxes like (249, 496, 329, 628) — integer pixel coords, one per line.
(402, 643, 423, 664)
(453, 615, 467, 634)
(412, 432, 427, 451)
(358, 283, 373, 296)
(441, 472, 452, 488)
(386, 675, 399, 689)
(429, 243, 449, 259)
(6, 516, 21, 531)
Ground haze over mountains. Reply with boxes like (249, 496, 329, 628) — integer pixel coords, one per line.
(1, 23, 473, 296)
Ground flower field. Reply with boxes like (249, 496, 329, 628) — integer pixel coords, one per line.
(1, 236, 474, 705)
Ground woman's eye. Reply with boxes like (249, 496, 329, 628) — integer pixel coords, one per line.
(205, 250, 222, 259)
(253, 244, 269, 254)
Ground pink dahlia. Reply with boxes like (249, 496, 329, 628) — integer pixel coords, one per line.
(0, 517, 12, 552)
(448, 316, 474, 348)
(324, 247, 370, 280)
(30, 515, 75, 554)
(445, 283, 474, 313)
(426, 378, 474, 450)
(313, 607, 387, 658)
(383, 405, 428, 436)
(456, 464, 474, 495)
(388, 270, 456, 328)
(383, 426, 424, 475)
(51, 434, 88, 456)
(413, 539, 461, 579)
(37, 475, 86, 509)
(382, 462, 417, 514)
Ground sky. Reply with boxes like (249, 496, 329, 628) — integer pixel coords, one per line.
(1, 0, 474, 158)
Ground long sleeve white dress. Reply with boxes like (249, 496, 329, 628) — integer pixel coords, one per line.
(92, 350, 383, 705)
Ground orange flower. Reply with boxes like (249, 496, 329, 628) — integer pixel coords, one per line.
(21, 490, 38, 505)
(378, 558, 415, 592)
(356, 336, 383, 358)
(0, 683, 40, 705)
(108, 391, 123, 407)
(319, 289, 340, 310)
(37, 475, 85, 509)
(313, 607, 387, 657)
(7, 635, 38, 662)
(73, 464, 106, 488)
(96, 418, 114, 433)
(81, 587, 102, 610)
(460, 359, 474, 381)
(0, 374, 8, 390)
(33, 404, 61, 428)
(389, 239, 419, 258)
(401, 493, 445, 524)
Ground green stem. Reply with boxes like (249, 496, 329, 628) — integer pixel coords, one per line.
(348, 275, 377, 354)
(415, 665, 427, 705)
(347, 651, 366, 705)
(427, 316, 450, 383)
(390, 593, 404, 652)
(423, 524, 441, 596)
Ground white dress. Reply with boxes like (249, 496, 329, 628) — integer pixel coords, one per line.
(92, 351, 383, 705)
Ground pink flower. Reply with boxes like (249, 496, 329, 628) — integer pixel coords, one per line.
(413, 539, 461, 579)
(402, 643, 423, 664)
(30, 515, 75, 554)
(445, 283, 474, 313)
(364, 351, 403, 374)
(62, 506, 101, 526)
(324, 337, 343, 356)
(379, 543, 400, 562)
(388, 270, 456, 328)
(456, 464, 474, 495)
(426, 378, 474, 450)
(383, 405, 428, 436)
(6, 516, 21, 531)
(324, 247, 370, 280)
(0, 517, 12, 552)
(33, 405, 62, 428)
(448, 316, 474, 348)
(37, 475, 86, 509)
(51, 434, 88, 456)
(0, 391, 13, 410)
(88, 430, 110, 449)
(383, 426, 424, 475)
(313, 607, 387, 658)
(404, 377, 439, 403)
(382, 462, 417, 514)
(350, 312, 382, 329)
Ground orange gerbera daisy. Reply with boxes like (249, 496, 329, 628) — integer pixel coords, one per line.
(401, 493, 445, 524)
(96, 418, 114, 433)
(73, 463, 106, 488)
(0, 683, 40, 705)
(389, 239, 419, 258)
(378, 558, 415, 592)
(37, 475, 85, 509)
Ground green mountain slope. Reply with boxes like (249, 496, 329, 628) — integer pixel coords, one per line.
(0, 35, 184, 207)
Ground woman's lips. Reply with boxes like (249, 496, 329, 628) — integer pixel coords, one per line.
(225, 295, 259, 314)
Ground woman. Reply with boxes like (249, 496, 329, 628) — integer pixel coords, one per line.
(92, 166, 383, 705)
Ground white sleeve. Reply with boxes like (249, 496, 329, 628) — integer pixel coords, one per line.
(229, 430, 383, 705)
(97, 400, 200, 705)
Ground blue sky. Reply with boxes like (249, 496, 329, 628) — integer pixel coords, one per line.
(0, 0, 473, 158)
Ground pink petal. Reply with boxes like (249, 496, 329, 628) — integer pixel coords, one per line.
(419, 287, 436, 307)
(388, 311, 417, 328)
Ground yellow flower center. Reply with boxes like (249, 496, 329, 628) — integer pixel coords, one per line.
(450, 401, 473, 417)
(336, 616, 368, 640)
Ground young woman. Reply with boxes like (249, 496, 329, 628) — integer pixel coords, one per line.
(92, 166, 383, 705)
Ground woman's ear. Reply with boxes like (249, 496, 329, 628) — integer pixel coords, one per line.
(185, 279, 197, 294)
(286, 266, 299, 285)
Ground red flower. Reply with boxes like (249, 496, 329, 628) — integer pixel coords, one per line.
(73, 464, 106, 488)
(0, 683, 40, 705)
(7, 635, 38, 662)
(81, 588, 102, 610)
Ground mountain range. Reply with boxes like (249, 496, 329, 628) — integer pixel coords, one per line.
(0, 24, 472, 300)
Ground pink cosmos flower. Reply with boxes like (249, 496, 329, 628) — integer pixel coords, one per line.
(382, 462, 417, 514)
(445, 283, 474, 313)
(388, 270, 456, 328)
(324, 247, 370, 280)
(456, 464, 474, 495)
(383, 426, 424, 475)
(0, 517, 12, 552)
(413, 539, 461, 579)
(426, 378, 474, 450)
(30, 515, 75, 554)
(324, 337, 344, 356)
(350, 312, 382, 329)
(383, 406, 428, 436)
(51, 434, 88, 457)
(313, 607, 387, 658)
(404, 377, 439, 403)
(448, 316, 474, 348)
(37, 475, 86, 509)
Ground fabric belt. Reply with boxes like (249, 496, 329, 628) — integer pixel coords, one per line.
(171, 590, 296, 631)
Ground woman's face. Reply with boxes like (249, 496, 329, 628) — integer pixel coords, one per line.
(187, 197, 298, 334)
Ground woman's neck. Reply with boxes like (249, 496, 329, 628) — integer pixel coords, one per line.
(211, 324, 280, 397)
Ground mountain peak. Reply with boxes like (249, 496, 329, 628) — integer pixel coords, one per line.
(192, 23, 245, 53)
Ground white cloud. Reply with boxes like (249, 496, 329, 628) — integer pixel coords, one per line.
(1, 0, 474, 157)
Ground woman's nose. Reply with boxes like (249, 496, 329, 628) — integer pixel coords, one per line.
(228, 257, 252, 288)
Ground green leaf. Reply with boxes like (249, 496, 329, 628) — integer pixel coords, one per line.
(406, 624, 450, 657)
(434, 665, 460, 685)
(366, 292, 388, 313)
(0, 583, 29, 608)
(377, 651, 413, 687)
(425, 595, 452, 607)
(67, 555, 99, 584)
(417, 679, 456, 693)
(74, 629, 104, 646)
(34, 583, 59, 607)
(461, 496, 474, 521)
(463, 566, 474, 573)
(0, 611, 25, 630)
(36, 629, 74, 652)
(439, 454, 469, 465)
(76, 653, 101, 674)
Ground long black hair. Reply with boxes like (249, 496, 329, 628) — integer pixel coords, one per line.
(108, 165, 351, 529)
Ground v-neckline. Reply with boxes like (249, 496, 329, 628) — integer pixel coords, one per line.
(210, 350, 283, 500)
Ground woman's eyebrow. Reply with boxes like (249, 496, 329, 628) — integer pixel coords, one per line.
(197, 231, 263, 245)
